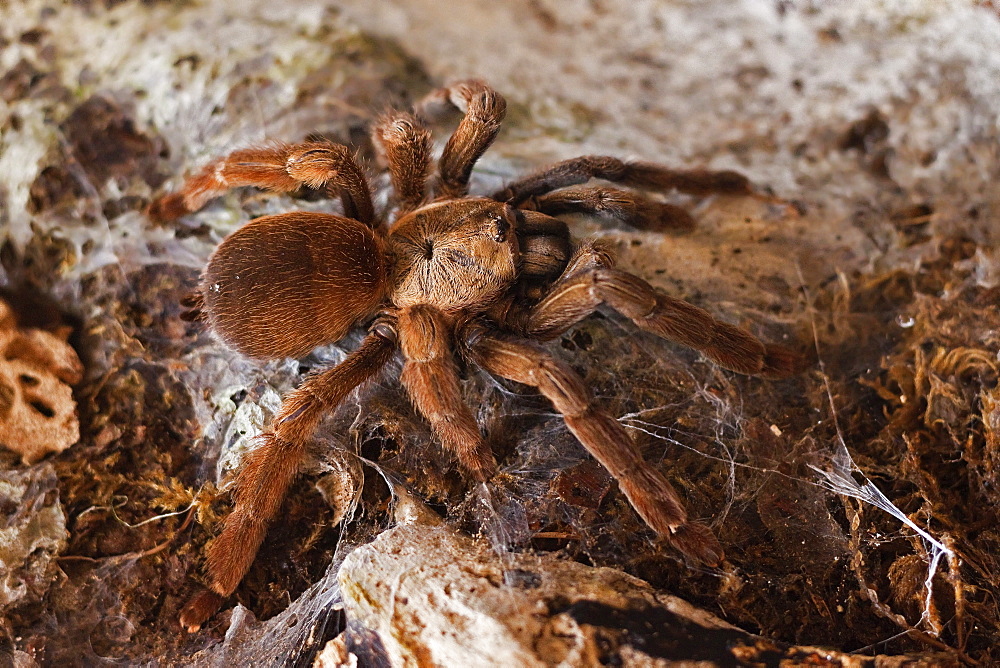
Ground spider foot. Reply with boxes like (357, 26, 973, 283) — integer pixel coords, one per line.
(179, 588, 224, 633)
(760, 343, 808, 379)
(670, 521, 725, 567)
(147, 192, 189, 224)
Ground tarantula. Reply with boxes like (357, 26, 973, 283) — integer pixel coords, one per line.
(149, 80, 800, 632)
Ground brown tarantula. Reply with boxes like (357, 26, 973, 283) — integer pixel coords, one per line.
(149, 80, 801, 631)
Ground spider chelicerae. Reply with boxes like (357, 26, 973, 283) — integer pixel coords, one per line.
(149, 80, 801, 631)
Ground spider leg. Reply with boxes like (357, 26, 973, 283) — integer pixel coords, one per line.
(373, 112, 433, 216)
(417, 80, 507, 199)
(179, 329, 395, 633)
(492, 155, 752, 206)
(397, 305, 498, 482)
(466, 330, 723, 565)
(149, 141, 376, 227)
(515, 246, 800, 378)
(522, 185, 697, 232)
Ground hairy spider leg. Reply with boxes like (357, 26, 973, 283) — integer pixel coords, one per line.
(516, 246, 801, 378)
(179, 331, 395, 633)
(491, 155, 766, 231)
(493, 155, 754, 203)
(467, 331, 723, 566)
(417, 79, 507, 200)
(521, 185, 698, 231)
(373, 112, 433, 216)
(397, 305, 499, 482)
(148, 141, 376, 227)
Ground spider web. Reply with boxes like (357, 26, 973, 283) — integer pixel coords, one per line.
(798, 266, 955, 645)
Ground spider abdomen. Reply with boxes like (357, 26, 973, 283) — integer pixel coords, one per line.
(202, 212, 386, 359)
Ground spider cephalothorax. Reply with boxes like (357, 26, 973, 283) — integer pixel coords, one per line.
(389, 198, 520, 310)
(149, 80, 801, 632)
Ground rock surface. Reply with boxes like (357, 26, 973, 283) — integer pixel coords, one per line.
(335, 491, 947, 667)
(0, 465, 68, 613)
